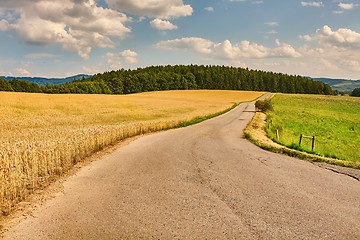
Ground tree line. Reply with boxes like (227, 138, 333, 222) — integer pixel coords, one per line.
(0, 65, 334, 95)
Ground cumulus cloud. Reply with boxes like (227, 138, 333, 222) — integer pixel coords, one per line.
(155, 37, 301, 64)
(150, 19, 177, 30)
(105, 53, 122, 69)
(0, 19, 9, 31)
(0, 1, 194, 57)
(105, 50, 138, 69)
(299, 25, 360, 73)
(105, 0, 193, 19)
(120, 50, 138, 64)
(0, 0, 131, 59)
(300, 25, 360, 49)
(333, 2, 358, 14)
(338, 3, 358, 10)
(301, 2, 324, 7)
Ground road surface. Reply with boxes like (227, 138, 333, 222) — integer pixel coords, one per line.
(2, 98, 360, 239)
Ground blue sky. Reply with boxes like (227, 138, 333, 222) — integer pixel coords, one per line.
(0, 0, 359, 79)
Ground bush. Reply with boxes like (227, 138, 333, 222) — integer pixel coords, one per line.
(351, 88, 360, 97)
(255, 99, 273, 112)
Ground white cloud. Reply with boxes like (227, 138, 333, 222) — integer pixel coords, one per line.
(252, 1, 264, 4)
(0, 0, 131, 59)
(301, 2, 324, 7)
(273, 39, 302, 58)
(105, 52, 122, 69)
(333, 10, 344, 14)
(265, 22, 279, 27)
(25, 53, 61, 59)
(121, 50, 138, 64)
(298, 45, 325, 56)
(155, 37, 301, 64)
(300, 25, 360, 49)
(340, 59, 360, 71)
(16, 68, 31, 76)
(155, 37, 214, 54)
(299, 25, 360, 74)
(338, 3, 358, 10)
(266, 30, 278, 35)
(105, 50, 138, 69)
(105, 0, 193, 19)
(205, 6, 214, 12)
(150, 19, 178, 30)
(2, 10, 18, 22)
(0, 19, 9, 31)
(0, 71, 13, 76)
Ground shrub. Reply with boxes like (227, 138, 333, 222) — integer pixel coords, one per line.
(255, 99, 273, 112)
(351, 88, 360, 97)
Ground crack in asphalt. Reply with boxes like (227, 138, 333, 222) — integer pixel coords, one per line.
(314, 163, 360, 182)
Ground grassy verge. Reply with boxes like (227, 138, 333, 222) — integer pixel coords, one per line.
(244, 94, 360, 169)
(175, 103, 238, 128)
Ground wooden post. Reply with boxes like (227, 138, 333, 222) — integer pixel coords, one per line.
(312, 136, 315, 151)
(299, 134, 303, 146)
(276, 129, 279, 140)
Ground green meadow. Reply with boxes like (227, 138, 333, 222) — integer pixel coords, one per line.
(266, 94, 360, 163)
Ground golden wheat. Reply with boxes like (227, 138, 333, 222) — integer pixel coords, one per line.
(0, 90, 263, 215)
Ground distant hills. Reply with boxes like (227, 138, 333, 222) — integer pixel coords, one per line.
(0, 74, 91, 86)
(312, 78, 360, 93)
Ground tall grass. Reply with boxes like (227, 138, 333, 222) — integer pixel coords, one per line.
(266, 94, 360, 163)
(0, 90, 263, 216)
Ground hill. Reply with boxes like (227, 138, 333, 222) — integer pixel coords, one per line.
(0, 74, 90, 86)
(1, 65, 334, 95)
(312, 78, 360, 93)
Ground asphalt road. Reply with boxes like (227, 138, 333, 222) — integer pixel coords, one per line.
(3, 99, 360, 239)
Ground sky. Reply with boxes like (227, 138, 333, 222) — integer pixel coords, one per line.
(0, 0, 359, 79)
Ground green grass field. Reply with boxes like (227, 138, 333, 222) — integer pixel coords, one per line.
(266, 94, 360, 163)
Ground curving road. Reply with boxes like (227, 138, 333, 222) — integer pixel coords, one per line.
(3, 98, 360, 239)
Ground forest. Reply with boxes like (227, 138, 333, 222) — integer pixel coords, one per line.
(0, 65, 334, 95)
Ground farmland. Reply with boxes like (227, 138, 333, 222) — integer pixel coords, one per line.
(0, 90, 263, 215)
(266, 94, 360, 163)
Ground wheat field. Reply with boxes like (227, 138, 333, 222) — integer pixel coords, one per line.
(0, 90, 263, 215)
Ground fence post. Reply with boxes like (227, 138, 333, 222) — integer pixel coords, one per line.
(276, 129, 279, 140)
(299, 134, 303, 146)
(312, 136, 315, 151)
